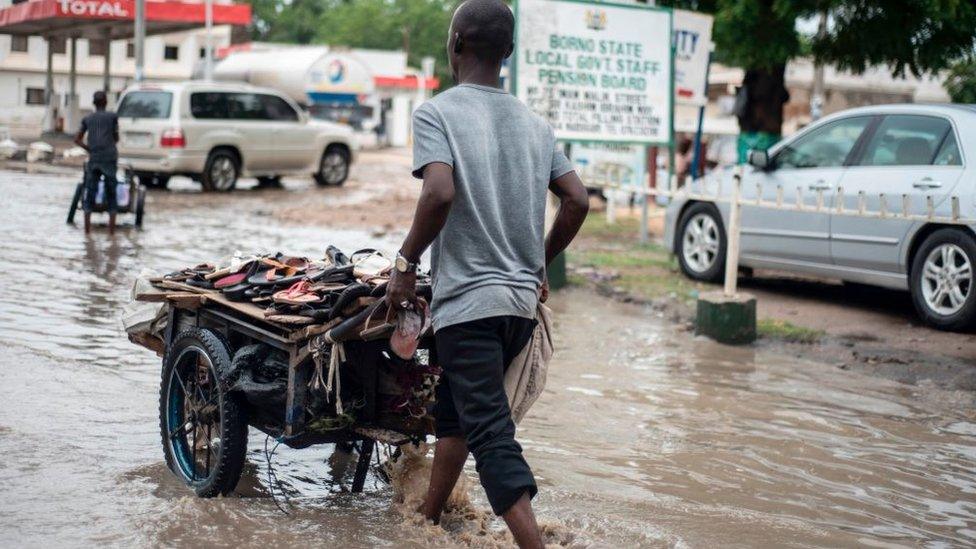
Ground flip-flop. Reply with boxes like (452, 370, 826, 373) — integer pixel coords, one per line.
(326, 245, 349, 266)
(359, 299, 395, 340)
(272, 280, 323, 306)
(351, 249, 393, 279)
(214, 271, 247, 289)
(221, 282, 251, 302)
(391, 298, 429, 359)
(329, 283, 373, 320)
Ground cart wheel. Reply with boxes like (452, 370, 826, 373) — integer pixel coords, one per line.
(160, 328, 247, 497)
(67, 182, 83, 224)
(134, 186, 146, 228)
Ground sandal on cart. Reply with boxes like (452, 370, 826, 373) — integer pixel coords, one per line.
(351, 249, 393, 279)
(214, 271, 248, 289)
(272, 280, 322, 306)
(326, 245, 349, 266)
(184, 276, 214, 290)
(221, 282, 251, 302)
(329, 283, 374, 320)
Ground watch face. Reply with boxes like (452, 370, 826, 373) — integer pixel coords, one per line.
(396, 256, 408, 272)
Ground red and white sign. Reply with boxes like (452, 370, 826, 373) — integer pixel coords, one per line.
(0, 0, 250, 29)
(58, 0, 128, 18)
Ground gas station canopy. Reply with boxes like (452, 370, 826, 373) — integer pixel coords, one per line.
(0, 0, 251, 40)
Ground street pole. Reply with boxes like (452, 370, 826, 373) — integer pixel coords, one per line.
(204, 0, 214, 80)
(810, 11, 827, 121)
(134, 0, 145, 82)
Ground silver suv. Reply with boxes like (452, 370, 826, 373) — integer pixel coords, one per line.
(665, 104, 975, 330)
(116, 81, 357, 191)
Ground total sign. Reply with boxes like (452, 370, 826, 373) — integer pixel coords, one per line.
(673, 9, 714, 106)
(58, 0, 129, 18)
(514, 0, 672, 145)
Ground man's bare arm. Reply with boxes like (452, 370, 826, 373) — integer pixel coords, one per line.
(74, 130, 88, 152)
(386, 162, 455, 308)
(545, 170, 589, 266)
(399, 162, 456, 262)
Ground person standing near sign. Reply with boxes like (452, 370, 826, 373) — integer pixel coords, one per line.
(74, 90, 119, 235)
(384, 0, 589, 546)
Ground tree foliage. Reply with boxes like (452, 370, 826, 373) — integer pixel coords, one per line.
(246, 0, 458, 89)
(945, 58, 976, 103)
(660, 0, 976, 132)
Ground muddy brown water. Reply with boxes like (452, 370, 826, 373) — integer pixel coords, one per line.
(1, 170, 975, 547)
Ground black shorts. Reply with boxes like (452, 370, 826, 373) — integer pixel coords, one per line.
(433, 315, 537, 515)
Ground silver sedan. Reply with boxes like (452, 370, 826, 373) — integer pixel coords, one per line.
(664, 104, 976, 331)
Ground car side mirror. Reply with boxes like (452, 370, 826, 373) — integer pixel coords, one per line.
(747, 149, 770, 170)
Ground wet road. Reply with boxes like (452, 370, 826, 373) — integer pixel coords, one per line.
(1, 170, 975, 547)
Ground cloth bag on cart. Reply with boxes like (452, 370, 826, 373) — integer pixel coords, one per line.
(504, 302, 554, 424)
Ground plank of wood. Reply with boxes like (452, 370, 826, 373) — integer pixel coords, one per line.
(128, 332, 165, 356)
(168, 294, 207, 310)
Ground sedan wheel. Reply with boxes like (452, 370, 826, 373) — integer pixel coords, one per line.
(910, 229, 976, 331)
(683, 213, 720, 273)
(920, 243, 972, 316)
(676, 203, 727, 282)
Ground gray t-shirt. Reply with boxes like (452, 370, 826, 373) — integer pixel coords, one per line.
(80, 110, 118, 163)
(412, 83, 574, 331)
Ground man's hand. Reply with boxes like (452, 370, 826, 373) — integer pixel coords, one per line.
(540, 277, 550, 303)
(387, 268, 418, 310)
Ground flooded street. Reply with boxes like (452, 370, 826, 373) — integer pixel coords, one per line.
(1, 168, 975, 547)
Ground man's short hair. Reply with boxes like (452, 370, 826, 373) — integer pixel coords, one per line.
(453, 0, 514, 63)
(93, 91, 107, 106)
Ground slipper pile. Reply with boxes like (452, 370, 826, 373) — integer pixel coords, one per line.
(162, 246, 432, 329)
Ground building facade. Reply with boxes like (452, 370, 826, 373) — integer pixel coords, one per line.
(0, 25, 233, 137)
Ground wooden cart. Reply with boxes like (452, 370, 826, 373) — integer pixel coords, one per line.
(133, 281, 434, 497)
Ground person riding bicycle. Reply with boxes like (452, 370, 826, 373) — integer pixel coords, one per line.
(74, 90, 120, 235)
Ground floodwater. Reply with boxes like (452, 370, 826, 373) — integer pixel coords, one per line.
(1, 169, 975, 548)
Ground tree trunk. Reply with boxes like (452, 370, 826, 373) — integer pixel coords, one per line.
(737, 65, 790, 135)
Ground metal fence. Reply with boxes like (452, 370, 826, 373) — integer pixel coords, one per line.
(590, 166, 975, 297)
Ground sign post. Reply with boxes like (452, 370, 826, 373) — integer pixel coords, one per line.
(672, 9, 714, 180)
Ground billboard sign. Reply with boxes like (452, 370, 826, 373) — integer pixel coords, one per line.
(570, 142, 646, 189)
(673, 9, 713, 106)
(513, 0, 673, 145)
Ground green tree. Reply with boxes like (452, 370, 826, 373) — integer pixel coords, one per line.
(661, 1, 976, 144)
(945, 57, 976, 103)
(314, 0, 458, 88)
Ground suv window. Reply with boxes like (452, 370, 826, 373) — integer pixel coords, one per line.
(260, 94, 299, 121)
(859, 115, 952, 166)
(190, 92, 228, 119)
(227, 93, 268, 120)
(775, 117, 871, 169)
(117, 91, 172, 119)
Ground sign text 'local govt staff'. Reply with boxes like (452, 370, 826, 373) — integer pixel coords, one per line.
(514, 0, 672, 144)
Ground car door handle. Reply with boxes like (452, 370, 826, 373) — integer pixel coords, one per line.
(912, 178, 942, 189)
(808, 180, 832, 191)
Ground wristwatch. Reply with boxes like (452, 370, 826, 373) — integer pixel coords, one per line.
(395, 251, 418, 274)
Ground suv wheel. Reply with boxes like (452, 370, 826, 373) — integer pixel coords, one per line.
(676, 203, 726, 282)
(910, 228, 975, 331)
(135, 171, 170, 189)
(202, 150, 239, 192)
(314, 146, 349, 186)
